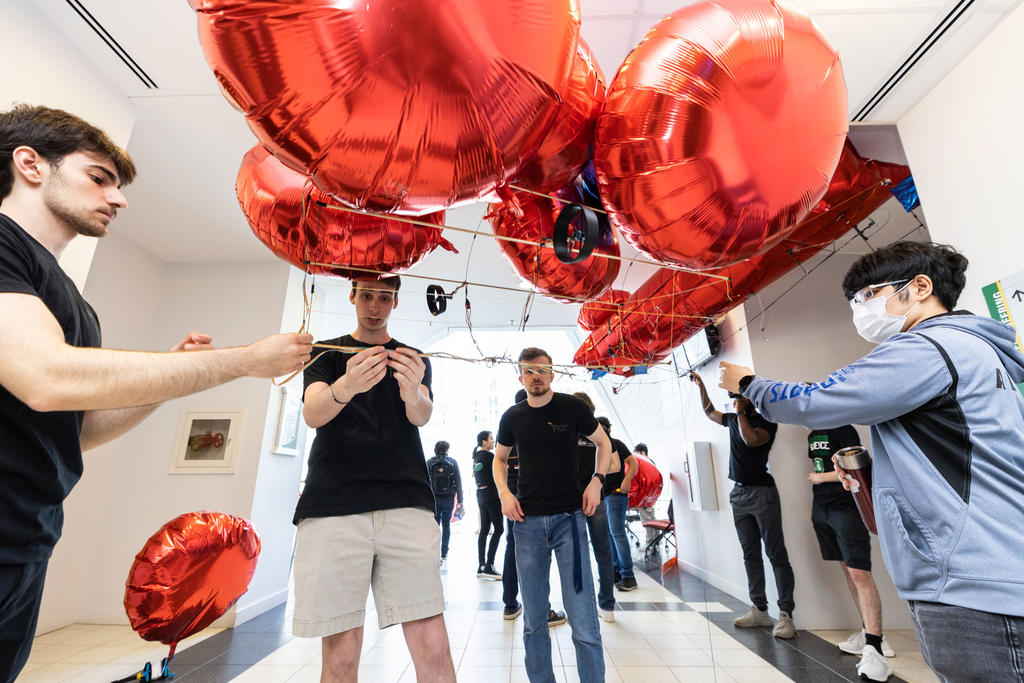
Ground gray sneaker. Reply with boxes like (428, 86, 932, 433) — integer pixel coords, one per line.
(733, 606, 773, 628)
(773, 611, 796, 639)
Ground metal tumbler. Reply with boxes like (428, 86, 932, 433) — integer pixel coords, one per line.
(834, 446, 877, 535)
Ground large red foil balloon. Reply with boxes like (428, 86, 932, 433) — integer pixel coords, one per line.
(125, 512, 260, 654)
(575, 140, 910, 373)
(514, 38, 605, 194)
(488, 185, 620, 303)
(237, 145, 456, 278)
(578, 289, 629, 331)
(189, 0, 580, 215)
(628, 455, 663, 508)
(596, 0, 848, 270)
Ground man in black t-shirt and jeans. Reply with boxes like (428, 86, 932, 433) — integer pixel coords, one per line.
(495, 347, 612, 683)
(0, 105, 312, 682)
(296, 276, 455, 682)
(807, 425, 895, 669)
(691, 372, 796, 639)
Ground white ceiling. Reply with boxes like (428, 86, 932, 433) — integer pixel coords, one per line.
(20, 0, 1021, 329)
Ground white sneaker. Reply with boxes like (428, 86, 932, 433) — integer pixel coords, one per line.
(733, 606, 773, 628)
(599, 607, 615, 623)
(857, 645, 894, 681)
(838, 629, 895, 657)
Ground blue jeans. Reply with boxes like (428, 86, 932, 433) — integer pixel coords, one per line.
(502, 517, 518, 609)
(910, 601, 1024, 682)
(514, 512, 604, 683)
(604, 493, 634, 579)
(433, 495, 455, 557)
(585, 500, 616, 610)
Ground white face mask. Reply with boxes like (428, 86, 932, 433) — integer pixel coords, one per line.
(850, 282, 919, 344)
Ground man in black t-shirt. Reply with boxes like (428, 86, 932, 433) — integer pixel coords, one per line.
(807, 426, 895, 664)
(0, 105, 312, 682)
(296, 275, 454, 682)
(691, 372, 796, 639)
(494, 347, 611, 682)
(598, 415, 638, 606)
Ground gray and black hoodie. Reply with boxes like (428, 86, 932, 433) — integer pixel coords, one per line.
(744, 312, 1024, 616)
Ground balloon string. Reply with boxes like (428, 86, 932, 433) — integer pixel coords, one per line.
(272, 342, 676, 387)
(314, 200, 731, 281)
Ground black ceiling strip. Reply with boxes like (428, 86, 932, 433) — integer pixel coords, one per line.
(63, 0, 158, 89)
(853, 0, 975, 121)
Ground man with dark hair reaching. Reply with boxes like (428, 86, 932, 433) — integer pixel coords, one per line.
(720, 241, 1024, 683)
(0, 104, 312, 682)
(297, 275, 455, 682)
(495, 348, 612, 683)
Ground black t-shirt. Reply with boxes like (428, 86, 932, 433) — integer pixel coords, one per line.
(604, 437, 632, 495)
(473, 448, 498, 500)
(497, 393, 598, 515)
(808, 425, 861, 506)
(722, 411, 778, 486)
(0, 214, 102, 562)
(295, 334, 434, 522)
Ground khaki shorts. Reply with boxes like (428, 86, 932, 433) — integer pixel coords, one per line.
(292, 507, 444, 637)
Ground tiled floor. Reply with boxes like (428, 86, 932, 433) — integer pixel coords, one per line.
(24, 524, 935, 682)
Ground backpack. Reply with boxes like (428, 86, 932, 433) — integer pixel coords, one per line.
(428, 456, 456, 497)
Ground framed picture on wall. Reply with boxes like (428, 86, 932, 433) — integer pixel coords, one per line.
(273, 388, 303, 456)
(170, 409, 244, 474)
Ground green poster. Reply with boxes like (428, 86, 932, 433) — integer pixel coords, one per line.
(983, 273, 1024, 397)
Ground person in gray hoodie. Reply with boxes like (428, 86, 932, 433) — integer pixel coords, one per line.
(719, 241, 1024, 683)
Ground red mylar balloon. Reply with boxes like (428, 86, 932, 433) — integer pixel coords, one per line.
(125, 512, 260, 657)
(488, 184, 620, 303)
(237, 145, 456, 278)
(578, 288, 629, 331)
(596, 0, 848, 270)
(575, 140, 910, 373)
(628, 455, 663, 508)
(514, 38, 605, 194)
(189, 0, 580, 215)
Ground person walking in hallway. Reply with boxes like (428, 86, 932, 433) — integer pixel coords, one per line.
(473, 430, 503, 579)
(427, 440, 463, 561)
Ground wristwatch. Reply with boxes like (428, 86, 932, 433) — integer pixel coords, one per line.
(592, 473, 606, 485)
(738, 375, 755, 393)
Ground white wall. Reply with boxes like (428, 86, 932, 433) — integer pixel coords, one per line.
(897, 3, 1024, 314)
(0, 0, 137, 291)
(37, 234, 293, 630)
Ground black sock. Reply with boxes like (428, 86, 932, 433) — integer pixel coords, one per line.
(865, 633, 884, 655)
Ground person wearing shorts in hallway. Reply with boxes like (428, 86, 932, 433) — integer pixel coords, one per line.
(295, 276, 455, 682)
(690, 371, 797, 640)
(632, 443, 659, 545)
(807, 424, 895, 681)
(473, 430, 503, 579)
(426, 440, 463, 561)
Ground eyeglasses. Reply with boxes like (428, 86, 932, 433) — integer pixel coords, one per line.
(521, 367, 553, 376)
(849, 280, 909, 305)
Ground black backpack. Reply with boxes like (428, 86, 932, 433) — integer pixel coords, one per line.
(428, 456, 456, 497)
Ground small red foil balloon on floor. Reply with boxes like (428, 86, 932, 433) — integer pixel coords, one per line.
(628, 455, 663, 509)
(578, 289, 629, 331)
(124, 512, 261, 657)
(514, 38, 606, 194)
(188, 0, 580, 215)
(488, 184, 620, 303)
(236, 145, 456, 278)
(596, 0, 848, 270)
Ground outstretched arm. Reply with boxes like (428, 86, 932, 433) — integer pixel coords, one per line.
(0, 293, 312, 412)
(689, 372, 724, 425)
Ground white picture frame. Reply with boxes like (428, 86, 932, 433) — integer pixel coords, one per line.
(169, 409, 244, 474)
(272, 388, 303, 456)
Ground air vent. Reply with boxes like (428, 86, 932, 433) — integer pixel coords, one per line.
(853, 0, 975, 121)
(64, 0, 158, 89)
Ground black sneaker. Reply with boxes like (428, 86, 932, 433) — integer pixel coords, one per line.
(547, 609, 567, 627)
(504, 603, 523, 620)
(616, 577, 638, 592)
(477, 564, 501, 580)
(614, 571, 622, 585)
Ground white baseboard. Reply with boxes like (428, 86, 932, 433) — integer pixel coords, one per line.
(232, 588, 290, 627)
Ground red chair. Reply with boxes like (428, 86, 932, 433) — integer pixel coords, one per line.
(641, 519, 675, 558)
